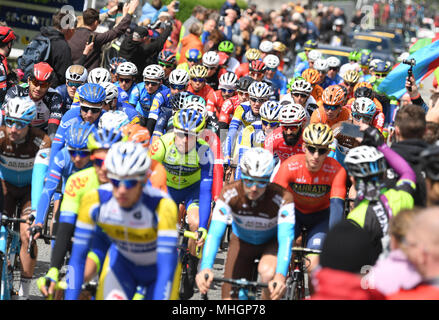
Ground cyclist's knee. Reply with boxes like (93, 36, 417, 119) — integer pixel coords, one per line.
(186, 207, 199, 230)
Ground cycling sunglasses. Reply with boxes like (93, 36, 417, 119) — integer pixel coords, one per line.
(237, 90, 249, 96)
(110, 178, 141, 189)
(81, 105, 102, 114)
(329, 67, 339, 71)
(159, 62, 174, 68)
(170, 84, 186, 90)
(281, 123, 301, 131)
(374, 73, 388, 78)
(250, 97, 267, 104)
(175, 129, 197, 138)
(267, 67, 277, 72)
(118, 77, 133, 83)
(145, 80, 160, 86)
(293, 92, 308, 99)
(306, 145, 328, 156)
(221, 88, 235, 94)
(242, 179, 269, 188)
(67, 81, 83, 88)
(92, 157, 105, 168)
(323, 104, 341, 111)
(187, 58, 200, 63)
(261, 118, 279, 128)
(204, 65, 217, 70)
(191, 78, 205, 83)
(30, 79, 50, 88)
(345, 82, 356, 87)
(68, 148, 91, 158)
(352, 112, 373, 122)
(4, 117, 30, 129)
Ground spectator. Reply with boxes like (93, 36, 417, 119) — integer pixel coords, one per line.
(178, 22, 204, 65)
(201, 19, 217, 45)
(68, 0, 139, 71)
(139, 0, 162, 25)
(204, 29, 225, 52)
(388, 208, 439, 299)
(161, 1, 181, 51)
(424, 122, 439, 144)
(179, 5, 208, 41)
(39, 10, 75, 88)
(232, 16, 254, 58)
(220, 0, 241, 19)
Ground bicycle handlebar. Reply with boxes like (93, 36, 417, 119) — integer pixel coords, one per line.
(0, 214, 28, 226)
(292, 247, 322, 255)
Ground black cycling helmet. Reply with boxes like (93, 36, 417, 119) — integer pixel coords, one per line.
(420, 143, 439, 181)
(354, 86, 374, 99)
(237, 76, 255, 92)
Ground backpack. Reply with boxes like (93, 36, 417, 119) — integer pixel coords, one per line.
(17, 34, 51, 79)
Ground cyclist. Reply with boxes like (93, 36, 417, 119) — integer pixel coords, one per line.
(109, 57, 127, 83)
(294, 50, 322, 78)
(294, 39, 318, 67)
(263, 54, 287, 100)
(0, 97, 51, 299)
(158, 49, 177, 84)
(326, 56, 343, 85)
(3, 62, 64, 139)
(259, 40, 273, 60)
(283, 78, 317, 118)
(37, 127, 123, 299)
(202, 51, 221, 90)
(347, 82, 384, 113)
(340, 69, 360, 101)
(148, 108, 214, 299)
(264, 101, 307, 165)
(65, 141, 178, 300)
(345, 124, 416, 259)
(69, 68, 112, 108)
(340, 50, 361, 77)
(248, 60, 267, 82)
(310, 85, 350, 127)
(359, 52, 372, 82)
(129, 64, 170, 127)
(206, 72, 238, 119)
(301, 68, 324, 107)
(55, 65, 88, 111)
(177, 48, 202, 73)
(187, 65, 214, 100)
(314, 58, 333, 89)
(235, 48, 262, 78)
(114, 61, 138, 103)
(351, 97, 385, 133)
(273, 123, 347, 271)
(0, 26, 16, 104)
(218, 40, 240, 72)
(271, 41, 287, 72)
(196, 148, 295, 300)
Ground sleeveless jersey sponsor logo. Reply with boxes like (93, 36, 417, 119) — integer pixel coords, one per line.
(65, 176, 89, 197)
(289, 183, 330, 198)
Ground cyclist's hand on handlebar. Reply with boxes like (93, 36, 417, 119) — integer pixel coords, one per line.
(37, 267, 59, 298)
(224, 156, 231, 166)
(196, 227, 207, 248)
(269, 273, 286, 300)
(27, 223, 43, 240)
(195, 269, 213, 294)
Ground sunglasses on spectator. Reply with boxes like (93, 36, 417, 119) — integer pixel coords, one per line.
(261, 118, 279, 127)
(352, 112, 373, 122)
(242, 178, 269, 188)
(145, 80, 160, 86)
(293, 92, 308, 99)
(118, 77, 133, 83)
(92, 157, 105, 168)
(250, 97, 267, 103)
(323, 104, 341, 111)
(67, 81, 83, 88)
(4, 117, 30, 129)
(30, 79, 50, 88)
(110, 178, 141, 189)
(191, 78, 205, 83)
(68, 148, 91, 158)
(170, 84, 186, 90)
(81, 105, 102, 114)
(221, 88, 235, 94)
(306, 145, 328, 156)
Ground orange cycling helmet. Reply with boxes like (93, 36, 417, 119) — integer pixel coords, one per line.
(353, 81, 373, 93)
(322, 85, 346, 106)
(301, 68, 320, 85)
(122, 124, 151, 148)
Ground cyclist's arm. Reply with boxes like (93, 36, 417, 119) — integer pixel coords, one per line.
(224, 106, 244, 158)
(276, 200, 295, 277)
(152, 108, 172, 139)
(128, 84, 141, 109)
(146, 93, 165, 135)
(31, 142, 51, 213)
(120, 102, 140, 124)
(329, 165, 347, 228)
(87, 224, 112, 278)
(198, 145, 215, 230)
(47, 93, 65, 139)
(235, 126, 253, 180)
(377, 142, 416, 187)
(148, 136, 166, 163)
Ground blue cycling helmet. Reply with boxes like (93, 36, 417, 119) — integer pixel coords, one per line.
(374, 61, 391, 73)
(173, 108, 205, 134)
(360, 53, 371, 67)
(183, 95, 206, 108)
(66, 121, 95, 149)
(345, 145, 387, 178)
(5, 97, 36, 122)
(109, 57, 127, 74)
(186, 48, 202, 62)
(87, 126, 123, 151)
(77, 83, 107, 104)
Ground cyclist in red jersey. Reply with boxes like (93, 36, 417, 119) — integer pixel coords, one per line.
(206, 72, 238, 118)
(248, 60, 266, 82)
(235, 48, 262, 78)
(0, 27, 16, 104)
(273, 123, 346, 271)
(187, 65, 214, 100)
(264, 101, 307, 164)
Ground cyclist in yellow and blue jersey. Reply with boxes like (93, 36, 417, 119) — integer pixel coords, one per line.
(65, 142, 178, 300)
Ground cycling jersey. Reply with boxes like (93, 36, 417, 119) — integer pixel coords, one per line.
(186, 83, 214, 101)
(218, 95, 240, 125)
(65, 183, 178, 300)
(129, 83, 170, 120)
(263, 71, 287, 98)
(264, 126, 305, 163)
(328, 74, 343, 85)
(148, 90, 171, 122)
(206, 89, 225, 119)
(294, 61, 309, 78)
(55, 84, 74, 110)
(310, 85, 324, 106)
(201, 181, 295, 277)
(205, 70, 220, 90)
(3, 84, 65, 138)
(320, 76, 337, 89)
(310, 105, 351, 127)
(115, 81, 136, 103)
(235, 62, 249, 79)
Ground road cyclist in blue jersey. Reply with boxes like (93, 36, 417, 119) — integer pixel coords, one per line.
(114, 61, 138, 104)
(55, 65, 88, 111)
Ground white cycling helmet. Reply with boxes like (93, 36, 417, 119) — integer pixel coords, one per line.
(66, 65, 88, 83)
(344, 145, 387, 178)
(308, 50, 322, 62)
(278, 101, 307, 124)
(202, 51, 220, 67)
(100, 82, 119, 104)
(248, 81, 271, 98)
(290, 79, 313, 94)
(259, 40, 273, 53)
(143, 64, 165, 81)
(219, 72, 238, 90)
(327, 56, 341, 68)
(169, 69, 190, 86)
(259, 101, 282, 121)
(105, 141, 151, 179)
(263, 54, 280, 69)
(98, 110, 130, 131)
(351, 97, 376, 116)
(87, 67, 111, 84)
(5, 97, 36, 122)
(314, 58, 329, 72)
(240, 147, 275, 180)
(116, 62, 138, 76)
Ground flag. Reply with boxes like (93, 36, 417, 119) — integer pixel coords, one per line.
(378, 40, 439, 99)
(409, 35, 439, 54)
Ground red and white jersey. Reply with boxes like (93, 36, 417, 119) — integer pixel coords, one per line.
(218, 95, 240, 124)
(264, 127, 305, 163)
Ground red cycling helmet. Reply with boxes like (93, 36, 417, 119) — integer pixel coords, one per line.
(249, 60, 267, 72)
(0, 27, 16, 44)
(217, 51, 229, 66)
(32, 62, 54, 82)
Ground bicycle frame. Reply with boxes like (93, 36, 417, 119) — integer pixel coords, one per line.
(0, 224, 20, 300)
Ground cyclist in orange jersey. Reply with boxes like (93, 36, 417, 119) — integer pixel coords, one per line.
(302, 68, 324, 107)
(310, 85, 350, 127)
(346, 83, 383, 113)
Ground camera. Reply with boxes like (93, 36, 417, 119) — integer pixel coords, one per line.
(402, 58, 416, 67)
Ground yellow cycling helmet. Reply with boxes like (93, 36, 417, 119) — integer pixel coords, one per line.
(189, 65, 208, 78)
(343, 69, 360, 84)
(245, 48, 262, 61)
(302, 123, 334, 146)
(272, 41, 287, 53)
(87, 127, 123, 151)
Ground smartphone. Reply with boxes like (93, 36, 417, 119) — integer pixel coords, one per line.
(88, 34, 96, 44)
(118, 2, 124, 11)
(174, 1, 180, 11)
(340, 122, 364, 139)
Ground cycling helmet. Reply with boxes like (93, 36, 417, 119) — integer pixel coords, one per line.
(322, 85, 345, 106)
(420, 143, 439, 181)
(272, 41, 286, 53)
(183, 95, 206, 108)
(122, 123, 151, 148)
(189, 65, 208, 78)
(218, 40, 235, 53)
(333, 18, 345, 27)
(169, 91, 194, 111)
(248, 81, 271, 98)
(302, 123, 334, 146)
(290, 79, 313, 94)
(109, 57, 127, 74)
(77, 83, 106, 104)
(344, 146, 387, 178)
(354, 81, 373, 93)
(65, 65, 88, 83)
(348, 50, 361, 62)
(369, 58, 383, 71)
(202, 51, 220, 67)
(66, 121, 94, 150)
(99, 110, 130, 131)
(360, 53, 372, 67)
(249, 60, 267, 73)
(0, 27, 16, 44)
(105, 141, 151, 179)
(116, 62, 138, 76)
(351, 97, 376, 116)
(5, 97, 36, 121)
(184, 103, 208, 119)
(260, 101, 282, 121)
(143, 64, 165, 81)
(259, 40, 273, 53)
(173, 108, 205, 134)
(327, 56, 341, 68)
(158, 49, 177, 66)
(219, 72, 238, 90)
(186, 48, 202, 61)
(360, 49, 372, 56)
(314, 58, 329, 72)
(87, 127, 123, 150)
(354, 86, 373, 99)
(304, 39, 318, 50)
(217, 51, 230, 66)
(263, 54, 280, 69)
(88, 67, 111, 84)
(308, 50, 322, 62)
(245, 48, 261, 61)
(301, 68, 320, 85)
(374, 61, 391, 73)
(32, 62, 53, 82)
(169, 69, 190, 85)
(237, 76, 255, 92)
(278, 101, 307, 124)
(343, 69, 360, 84)
(100, 82, 119, 103)
(240, 147, 275, 180)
